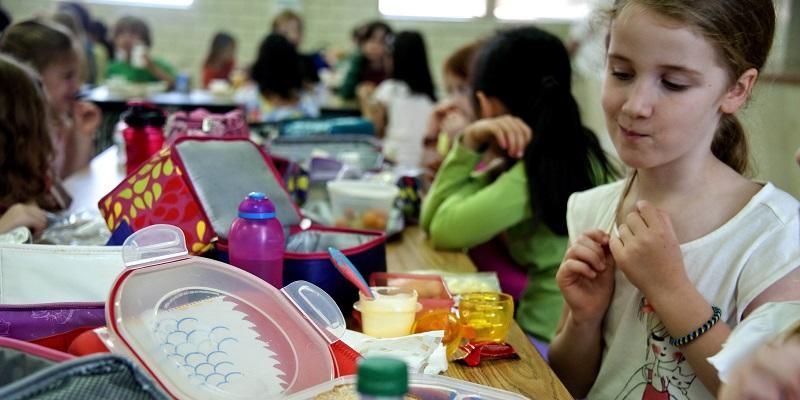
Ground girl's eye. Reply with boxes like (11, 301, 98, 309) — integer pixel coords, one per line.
(611, 70, 633, 81)
(662, 79, 689, 91)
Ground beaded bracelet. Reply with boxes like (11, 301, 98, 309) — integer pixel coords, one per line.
(670, 306, 722, 347)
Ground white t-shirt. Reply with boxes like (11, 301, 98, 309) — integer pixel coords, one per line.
(373, 79, 434, 168)
(566, 180, 800, 400)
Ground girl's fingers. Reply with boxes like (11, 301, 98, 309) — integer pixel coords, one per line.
(562, 259, 597, 280)
(625, 211, 647, 236)
(618, 223, 633, 242)
(583, 229, 610, 246)
(568, 242, 607, 273)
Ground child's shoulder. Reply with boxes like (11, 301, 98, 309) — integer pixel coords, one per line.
(566, 179, 626, 236)
(570, 179, 627, 208)
(749, 182, 800, 226)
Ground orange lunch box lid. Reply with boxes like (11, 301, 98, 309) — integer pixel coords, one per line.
(105, 225, 346, 399)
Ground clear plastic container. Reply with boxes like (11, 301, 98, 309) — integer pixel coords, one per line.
(106, 225, 346, 399)
(285, 373, 530, 400)
(327, 180, 399, 232)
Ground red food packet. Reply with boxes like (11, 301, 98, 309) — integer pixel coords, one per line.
(454, 341, 519, 366)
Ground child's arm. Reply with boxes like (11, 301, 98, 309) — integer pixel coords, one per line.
(358, 83, 385, 137)
(0, 203, 47, 235)
(549, 230, 615, 397)
(610, 200, 731, 393)
(61, 101, 100, 178)
(144, 55, 176, 88)
(421, 116, 531, 249)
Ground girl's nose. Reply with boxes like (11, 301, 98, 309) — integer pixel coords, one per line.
(621, 81, 654, 119)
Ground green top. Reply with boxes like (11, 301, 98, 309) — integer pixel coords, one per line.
(105, 57, 176, 84)
(337, 52, 365, 100)
(420, 140, 568, 341)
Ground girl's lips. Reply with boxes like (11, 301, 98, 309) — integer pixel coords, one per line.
(621, 126, 648, 139)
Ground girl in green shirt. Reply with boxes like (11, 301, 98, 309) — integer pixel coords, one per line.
(421, 26, 617, 344)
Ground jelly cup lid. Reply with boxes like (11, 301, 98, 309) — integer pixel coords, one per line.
(109, 225, 346, 399)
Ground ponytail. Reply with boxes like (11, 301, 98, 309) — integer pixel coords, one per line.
(712, 114, 749, 175)
(523, 78, 617, 235)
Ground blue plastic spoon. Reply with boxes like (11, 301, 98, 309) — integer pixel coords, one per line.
(328, 247, 374, 300)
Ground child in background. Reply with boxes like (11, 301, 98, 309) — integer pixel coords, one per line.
(338, 20, 392, 100)
(271, 10, 327, 109)
(247, 33, 319, 122)
(0, 19, 100, 179)
(421, 27, 617, 345)
(548, 1, 800, 398)
(423, 40, 484, 174)
(361, 31, 436, 167)
(57, 2, 107, 85)
(202, 32, 236, 88)
(106, 16, 175, 87)
(0, 54, 70, 234)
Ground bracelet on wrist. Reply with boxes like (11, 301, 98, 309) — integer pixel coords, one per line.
(669, 305, 722, 347)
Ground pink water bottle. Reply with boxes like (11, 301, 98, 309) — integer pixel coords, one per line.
(122, 101, 166, 174)
(228, 192, 285, 288)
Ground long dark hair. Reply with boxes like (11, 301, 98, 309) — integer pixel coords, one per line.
(391, 31, 436, 101)
(0, 54, 53, 210)
(471, 26, 617, 235)
(204, 31, 235, 67)
(251, 33, 302, 100)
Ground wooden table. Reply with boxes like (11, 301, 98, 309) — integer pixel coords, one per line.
(387, 227, 571, 399)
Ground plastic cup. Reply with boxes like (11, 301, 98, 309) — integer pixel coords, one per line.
(458, 292, 514, 343)
(354, 286, 421, 338)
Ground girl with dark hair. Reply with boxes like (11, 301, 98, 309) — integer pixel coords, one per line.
(421, 26, 617, 345)
(0, 18, 100, 179)
(337, 20, 392, 100)
(361, 31, 436, 167)
(245, 33, 319, 122)
(202, 32, 236, 88)
(549, 0, 799, 398)
(0, 54, 70, 234)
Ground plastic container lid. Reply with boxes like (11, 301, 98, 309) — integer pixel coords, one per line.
(357, 357, 408, 396)
(285, 373, 530, 400)
(107, 225, 346, 399)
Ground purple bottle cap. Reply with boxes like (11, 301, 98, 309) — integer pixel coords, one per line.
(237, 192, 276, 219)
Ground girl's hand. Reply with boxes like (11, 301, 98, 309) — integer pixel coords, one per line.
(462, 116, 532, 159)
(426, 100, 460, 138)
(556, 229, 616, 326)
(0, 203, 47, 235)
(609, 200, 689, 301)
(72, 101, 101, 138)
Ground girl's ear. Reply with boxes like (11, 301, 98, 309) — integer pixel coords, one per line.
(476, 91, 508, 118)
(720, 68, 758, 114)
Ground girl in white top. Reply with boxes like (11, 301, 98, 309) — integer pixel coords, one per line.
(548, 1, 800, 399)
(361, 31, 436, 168)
